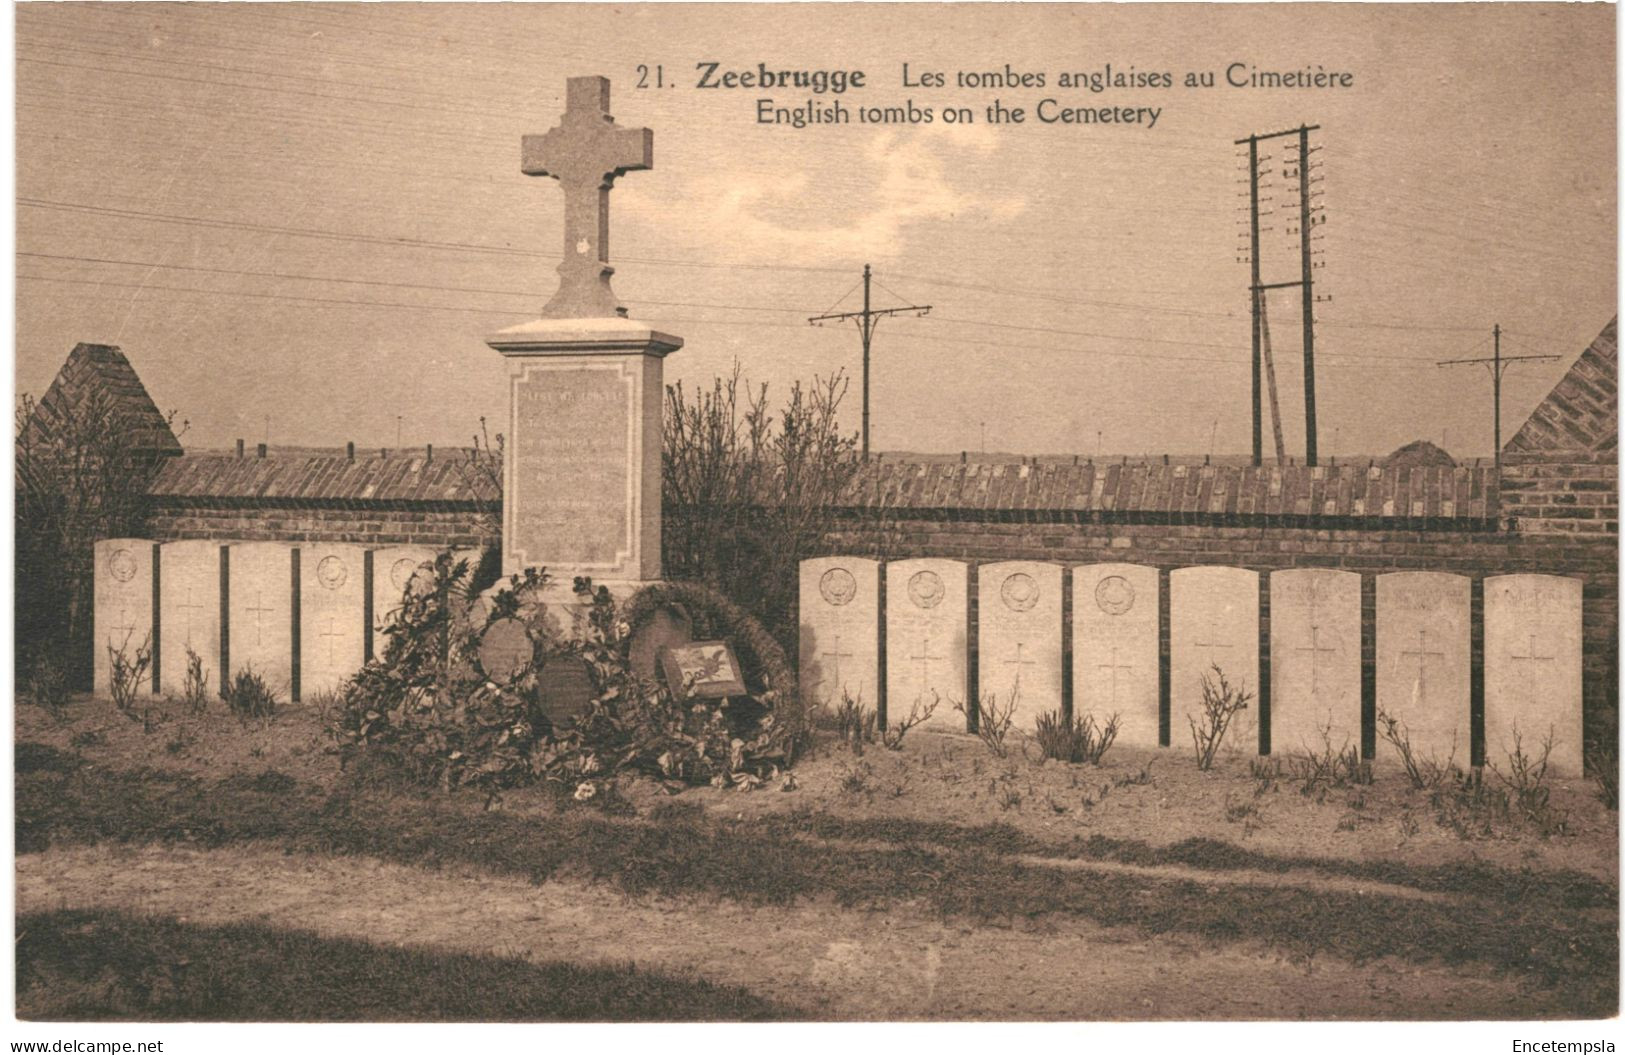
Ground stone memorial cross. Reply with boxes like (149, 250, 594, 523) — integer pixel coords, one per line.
(522, 76, 653, 318)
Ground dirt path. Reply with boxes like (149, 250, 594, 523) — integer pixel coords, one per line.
(16, 845, 1577, 1020)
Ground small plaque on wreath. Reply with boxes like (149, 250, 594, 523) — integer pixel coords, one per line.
(658, 640, 747, 700)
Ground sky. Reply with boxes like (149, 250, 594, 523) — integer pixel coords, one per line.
(13, 3, 1617, 461)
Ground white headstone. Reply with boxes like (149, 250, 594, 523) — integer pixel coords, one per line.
(1484, 574, 1584, 776)
(798, 557, 879, 712)
(977, 561, 1062, 730)
(1376, 572, 1470, 771)
(299, 543, 366, 699)
(158, 540, 221, 697)
(93, 538, 155, 698)
(371, 545, 437, 657)
(1269, 569, 1362, 757)
(1170, 566, 1260, 756)
(886, 558, 968, 730)
(1073, 563, 1160, 749)
(226, 542, 293, 698)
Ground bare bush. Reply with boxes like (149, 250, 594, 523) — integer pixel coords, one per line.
(662, 365, 898, 655)
(1488, 725, 1568, 835)
(107, 632, 152, 717)
(1288, 719, 1369, 799)
(1376, 707, 1458, 789)
(181, 645, 211, 715)
(882, 691, 938, 751)
(1188, 665, 1252, 770)
(956, 689, 1017, 758)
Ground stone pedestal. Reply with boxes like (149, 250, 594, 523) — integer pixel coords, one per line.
(487, 316, 681, 637)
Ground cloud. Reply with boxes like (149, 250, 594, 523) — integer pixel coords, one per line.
(625, 128, 1024, 263)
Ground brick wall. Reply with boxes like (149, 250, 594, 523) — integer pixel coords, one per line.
(145, 446, 500, 551)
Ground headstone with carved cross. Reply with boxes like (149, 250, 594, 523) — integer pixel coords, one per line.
(1270, 569, 1361, 757)
(798, 557, 879, 713)
(158, 540, 221, 697)
(1073, 563, 1160, 749)
(94, 538, 155, 699)
(1484, 574, 1583, 776)
(226, 542, 293, 698)
(1170, 566, 1260, 755)
(1376, 572, 1469, 772)
(886, 558, 968, 730)
(486, 76, 682, 620)
(978, 561, 1061, 730)
(299, 543, 365, 699)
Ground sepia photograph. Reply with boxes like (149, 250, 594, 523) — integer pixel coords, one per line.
(10, 0, 1619, 1036)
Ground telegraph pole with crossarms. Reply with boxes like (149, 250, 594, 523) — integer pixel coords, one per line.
(808, 264, 931, 460)
(1436, 324, 1559, 474)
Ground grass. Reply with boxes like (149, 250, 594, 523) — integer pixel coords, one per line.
(16, 908, 793, 1022)
(16, 746, 1617, 1012)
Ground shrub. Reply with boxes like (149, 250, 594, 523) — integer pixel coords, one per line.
(1287, 719, 1368, 799)
(23, 654, 69, 713)
(106, 632, 152, 717)
(1188, 665, 1251, 771)
(832, 691, 876, 753)
(1033, 709, 1120, 765)
(224, 668, 277, 720)
(1376, 707, 1458, 790)
(1585, 740, 1618, 811)
(957, 690, 1017, 758)
(181, 645, 211, 715)
(1488, 725, 1568, 836)
(881, 692, 938, 751)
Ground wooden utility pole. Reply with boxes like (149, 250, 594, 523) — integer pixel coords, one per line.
(1237, 124, 1325, 466)
(808, 264, 931, 460)
(1436, 324, 1559, 473)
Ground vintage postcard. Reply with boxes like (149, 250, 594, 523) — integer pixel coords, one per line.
(11, 1, 1618, 1043)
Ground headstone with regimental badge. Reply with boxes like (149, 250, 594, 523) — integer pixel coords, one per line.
(1484, 574, 1583, 776)
(1169, 566, 1260, 756)
(94, 538, 155, 698)
(370, 545, 435, 657)
(798, 557, 879, 713)
(977, 561, 1062, 730)
(299, 543, 365, 699)
(885, 558, 968, 731)
(1073, 563, 1160, 749)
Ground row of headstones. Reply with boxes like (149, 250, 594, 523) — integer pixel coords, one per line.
(799, 559, 1585, 774)
(91, 538, 478, 701)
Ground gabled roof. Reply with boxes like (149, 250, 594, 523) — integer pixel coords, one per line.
(27, 343, 182, 455)
(1506, 317, 1617, 458)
